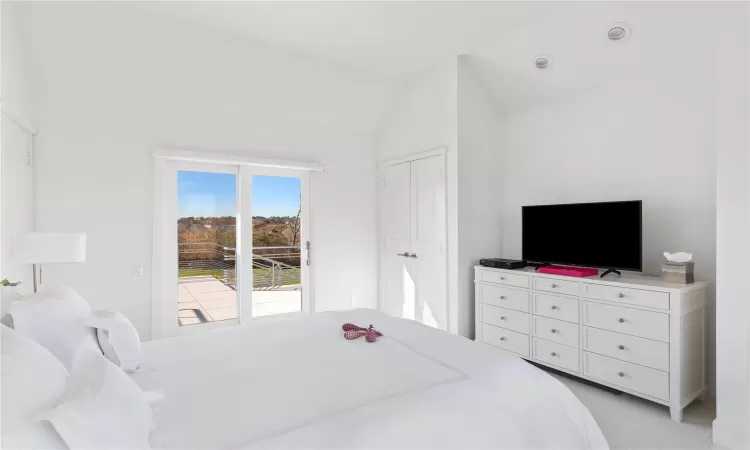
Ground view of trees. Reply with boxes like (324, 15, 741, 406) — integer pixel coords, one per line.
(177, 208, 302, 266)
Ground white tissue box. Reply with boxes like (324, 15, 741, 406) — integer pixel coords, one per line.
(661, 261, 695, 284)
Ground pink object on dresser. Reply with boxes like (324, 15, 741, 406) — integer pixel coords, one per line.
(538, 266, 599, 277)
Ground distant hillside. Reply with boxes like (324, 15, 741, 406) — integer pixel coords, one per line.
(178, 213, 301, 249)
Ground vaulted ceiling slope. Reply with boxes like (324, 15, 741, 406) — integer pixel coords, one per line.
(20, 2, 396, 135)
(126, 1, 562, 82)
(467, 1, 729, 116)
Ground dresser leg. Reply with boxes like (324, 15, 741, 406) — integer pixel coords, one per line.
(670, 406, 683, 422)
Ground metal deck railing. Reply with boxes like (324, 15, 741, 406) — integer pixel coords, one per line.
(178, 242, 300, 290)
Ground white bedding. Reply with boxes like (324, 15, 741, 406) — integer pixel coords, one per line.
(133, 309, 608, 449)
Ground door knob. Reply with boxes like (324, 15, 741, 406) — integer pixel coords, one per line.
(396, 252, 410, 257)
(409, 253, 418, 259)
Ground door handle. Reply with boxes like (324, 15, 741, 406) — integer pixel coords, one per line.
(396, 252, 410, 258)
(305, 241, 311, 266)
(409, 253, 417, 259)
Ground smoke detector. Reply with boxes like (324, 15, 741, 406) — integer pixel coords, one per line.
(608, 22, 631, 41)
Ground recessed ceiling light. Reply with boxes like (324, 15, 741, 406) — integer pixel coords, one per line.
(535, 56, 549, 69)
(608, 22, 631, 41)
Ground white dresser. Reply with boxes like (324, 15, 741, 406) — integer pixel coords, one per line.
(474, 266, 708, 422)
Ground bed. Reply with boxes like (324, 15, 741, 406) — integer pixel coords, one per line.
(132, 309, 608, 449)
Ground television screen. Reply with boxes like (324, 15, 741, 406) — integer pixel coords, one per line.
(522, 200, 642, 271)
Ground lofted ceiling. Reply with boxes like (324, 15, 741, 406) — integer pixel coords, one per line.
(467, 1, 723, 115)
(127, 1, 563, 82)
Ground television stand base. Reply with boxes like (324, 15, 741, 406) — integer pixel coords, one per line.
(526, 262, 546, 271)
(600, 268, 622, 278)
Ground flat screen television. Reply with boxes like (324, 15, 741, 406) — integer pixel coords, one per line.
(522, 200, 642, 272)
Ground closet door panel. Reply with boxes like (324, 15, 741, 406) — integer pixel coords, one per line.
(380, 162, 414, 320)
(410, 155, 447, 330)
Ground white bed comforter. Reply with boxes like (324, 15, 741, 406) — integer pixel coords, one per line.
(133, 309, 608, 450)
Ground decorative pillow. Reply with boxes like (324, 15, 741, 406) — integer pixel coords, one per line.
(85, 311, 143, 372)
(0, 325, 69, 428)
(7, 286, 101, 370)
(40, 346, 153, 450)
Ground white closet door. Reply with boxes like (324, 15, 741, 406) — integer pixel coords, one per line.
(410, 155, 447, 330)
(380, 162, 414, 320)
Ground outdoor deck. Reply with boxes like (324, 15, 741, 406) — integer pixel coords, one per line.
(177, 276, 302, 326)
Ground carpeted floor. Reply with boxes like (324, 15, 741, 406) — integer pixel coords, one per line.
(551, 372, 720, 450)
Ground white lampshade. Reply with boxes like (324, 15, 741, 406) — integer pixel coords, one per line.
(12, 233, 86, 264)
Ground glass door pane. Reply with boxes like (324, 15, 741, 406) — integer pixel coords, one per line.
(251, 175, 302, 317)
(176, 170, 238, 327)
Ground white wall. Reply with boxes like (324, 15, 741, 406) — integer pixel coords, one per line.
(456, 57, 504, 338)
(1, 2, 35, 294)
(713, 3, 750, 449)
(23, 3, 391, 340)
(467, 1, 723, 396)
(377, 61, 461, 335)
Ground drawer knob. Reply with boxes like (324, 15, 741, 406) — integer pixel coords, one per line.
(500, 337, 506, 341)
(500, 296, 506, 300)
(618, 318, 625, 323)
(618, 372, 625, 377)
(551, 305, 559, 310)
(551, 284, 558, 288)
(551, 352, 558, 357)
(618, 345, 625, 350)
(551, 329, 557, 333)
(500, 277, 506, 280)
(500, 316, 506, 320)
(618, 293, 625, 298)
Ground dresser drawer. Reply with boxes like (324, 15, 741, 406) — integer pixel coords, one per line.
(582, 301, 669, 342)
(481, 304, 530, 334)
(533, 338, 579, 373)
(532, 316, 579, 348)
(583, 352, 669, 401)
(477, 270, 530, 289)
(533, 293, 579, 323)
(482, 324, 529, 357)
(478, 284, 530, 313)
(533, 276, 579, 296)
(583, 327, 669, 371)
(583, 283, 670, 310)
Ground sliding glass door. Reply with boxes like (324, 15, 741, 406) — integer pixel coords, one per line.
(176, 165, 239, 327)
(238, 166, 310, 321)
(155, 161, 311, 337)
(249, 174, 303, 317)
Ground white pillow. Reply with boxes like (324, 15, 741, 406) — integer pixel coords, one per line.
(85, 311, 143, 372)
(0, 325, 69, 428)
(7, 286, 101, 370)
(40, 346, 153, 450)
